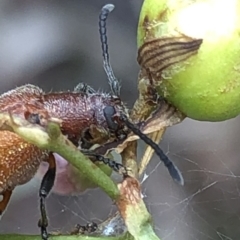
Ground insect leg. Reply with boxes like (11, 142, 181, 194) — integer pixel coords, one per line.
(38, 153, 56, 240)
(0, 190, 12, 215)
(73, 83, 96, 94)
(71, 222, 98, 235)
(82, 151, 128, 177)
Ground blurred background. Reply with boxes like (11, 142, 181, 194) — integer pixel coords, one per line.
(0, 1, 240, 239)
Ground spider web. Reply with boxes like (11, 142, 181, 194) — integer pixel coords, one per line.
(1, 117, 240, 240)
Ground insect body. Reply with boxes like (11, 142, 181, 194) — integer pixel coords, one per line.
(0, 131, 48, 212)
(0, 85, 128, 239)
(43, 89, 128, 147)
(0, 3, 183, 240)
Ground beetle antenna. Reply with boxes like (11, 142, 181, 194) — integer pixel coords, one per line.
(99, 4, 121, 97)
(120, 114, 184, 185)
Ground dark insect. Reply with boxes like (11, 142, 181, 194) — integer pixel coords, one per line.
(0, 3, 183, 240)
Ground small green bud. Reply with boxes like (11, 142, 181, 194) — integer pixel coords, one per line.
(138, 0, 240, 121)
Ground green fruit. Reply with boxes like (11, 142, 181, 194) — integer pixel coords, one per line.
(137, 0, 240, 121)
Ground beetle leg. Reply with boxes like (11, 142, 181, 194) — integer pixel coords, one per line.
(71, 222, 98, 235)
(38, 153, 56, 240)
(82, 151, 128, 177)
(73, 83, 96, 94)
(0, 190, 12, 215)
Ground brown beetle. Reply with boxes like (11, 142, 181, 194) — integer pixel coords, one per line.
(0, 4, 183, 240)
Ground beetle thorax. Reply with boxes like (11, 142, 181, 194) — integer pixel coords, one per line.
(43, 91, 128, 147)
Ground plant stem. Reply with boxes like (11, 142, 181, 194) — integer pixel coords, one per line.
(0, 233, 133, 240)
(0, 114, 120, 200)
(47, 123, 120, 200)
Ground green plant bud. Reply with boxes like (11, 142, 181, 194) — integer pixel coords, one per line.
(137, 0, 240, 121)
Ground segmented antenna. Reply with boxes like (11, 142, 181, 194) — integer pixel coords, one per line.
(121, 114, 184, 185)
(99, 4, 121, 96)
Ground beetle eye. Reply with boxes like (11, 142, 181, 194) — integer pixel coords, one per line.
(103, 106, 118, 131)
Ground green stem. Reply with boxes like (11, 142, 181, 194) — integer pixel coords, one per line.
(47, 124, 120, 200)
(0, 114, 120, 200)
(0, 232, 133, 240)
